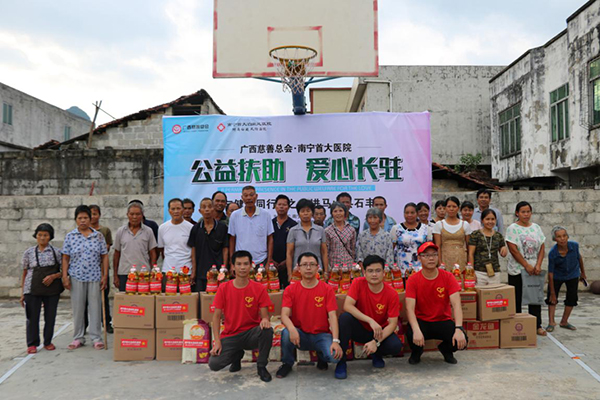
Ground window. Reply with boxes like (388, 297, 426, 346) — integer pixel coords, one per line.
(499, 103, 521, 157)
(64, 126, 71, 141)
(2, 103, 12, 125)
(590, 59, 600, 125)
(550, 84, 569, 142)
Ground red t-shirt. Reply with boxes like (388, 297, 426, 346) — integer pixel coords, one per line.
(347, 277, 400, 331)
(405, 269, 460, 322)
(282, 280, 337, 334)
(213, 280, 272, 338)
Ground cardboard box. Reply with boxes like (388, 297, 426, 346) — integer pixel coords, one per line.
(269, 292, 283, 316)
(200, 292, 217, 324)
(113, 328, 155, 361)
(336, 293, 347, 316)
(156, 328, 184, 361)
(476, 284, 516, 321)
(465, 320, 499, 350)
(500, 313, 537, 349)
(398, 292, 406, 323)
(458, 292, 477, 321)
(113, 293, 155, 329)
(155, 293, 199, 329)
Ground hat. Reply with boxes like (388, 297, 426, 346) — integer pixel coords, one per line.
(417, 241, 439, 255)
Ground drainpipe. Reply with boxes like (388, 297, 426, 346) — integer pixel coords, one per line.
(363, 79, 393, 112)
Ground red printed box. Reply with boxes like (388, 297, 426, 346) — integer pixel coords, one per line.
(113, 293, 155, 329)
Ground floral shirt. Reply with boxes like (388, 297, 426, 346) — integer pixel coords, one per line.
(62, 228, 107, 282)
(391, 223, 429, 273)
(324, 212, 361, 235)
(356, 228, 394, 265)
(21, 245, 62, 295)
(325, 223, 357, 268)
(505, 223, 546, 276)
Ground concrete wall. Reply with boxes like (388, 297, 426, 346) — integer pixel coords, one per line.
(0, 82, 90, 149)
(354, 65, 505, 166)
(1, 189, 599, 296)
(491, 0, 600, 184)
(0, 149, 163, 196)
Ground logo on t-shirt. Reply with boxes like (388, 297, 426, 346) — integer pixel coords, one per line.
(376, 303, 386, 314)
(436, 287, 445, 298)
(245, 297, 254, 308)
(314, 296, 324, 307)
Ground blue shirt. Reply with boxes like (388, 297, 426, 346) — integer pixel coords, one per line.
(62, 228, 107, 282)
(548, 241, 581, 281)
(228, 206, 274, 263)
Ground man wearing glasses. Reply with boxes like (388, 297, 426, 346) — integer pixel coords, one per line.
(335, 254, 403, 379)
(276, 252, 343, 378)
(405, 242, 467, 365)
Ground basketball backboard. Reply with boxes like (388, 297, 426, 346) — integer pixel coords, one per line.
(213, 0, 379, 78)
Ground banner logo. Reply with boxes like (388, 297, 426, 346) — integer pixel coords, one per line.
(172, 124, 182, 134)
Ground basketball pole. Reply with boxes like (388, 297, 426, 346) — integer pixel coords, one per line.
(255, 77, 339, 115)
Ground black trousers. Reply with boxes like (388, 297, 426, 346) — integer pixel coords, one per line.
(24, 294, 60, 347)
(209, 326, 273, 370)
(338, 312, 404, 362)
(405, 319, 462, 359)
(508, 274, 542, 329)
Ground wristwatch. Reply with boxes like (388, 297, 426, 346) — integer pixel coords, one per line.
(455, 326, 466, 335)
(332, 338, 341, 344)
(373, 339, 381, 348)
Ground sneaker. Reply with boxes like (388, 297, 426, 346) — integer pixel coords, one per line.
(334, 362, 347, 379)
(276, 363, 293, 378)
(408, 354, 421, 365)
(443, 353, 457, 364)
(316, 359, 328, 371)
(229, 350, 244, 372)
(372, 354, 385, 368)
(257, 366, 272, 382)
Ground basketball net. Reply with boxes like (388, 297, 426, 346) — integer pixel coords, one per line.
(269, 45, 317, 95)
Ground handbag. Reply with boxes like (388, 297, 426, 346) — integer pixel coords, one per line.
(30, 246, 64, 296)
(521, 269, 546, 306)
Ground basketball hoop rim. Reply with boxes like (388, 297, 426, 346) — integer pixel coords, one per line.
(269, 45, 318, 62)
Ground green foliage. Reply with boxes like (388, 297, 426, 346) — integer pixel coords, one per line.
(457, 153, 482, 173)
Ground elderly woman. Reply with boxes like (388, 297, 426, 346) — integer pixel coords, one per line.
(62, 205, 109, 350)
(356, 207, 394, 268)
(325, 201, 357, 269)
(20, 223, 62, 354)
(505, 201, 546, 336)
(545, 226, 586, 332)
(391, 203, 430, 273)
(286, 199, 329, 281)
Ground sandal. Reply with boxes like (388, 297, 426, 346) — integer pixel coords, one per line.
(68, 340, 84, 350)
(27, 346, 37, 354)
(537, 328, 547, 336)
(545, 324, 555, 333)
(44, 344, 56, 351)
(93, 342, 105, 350)
(560, 323, 577, 331)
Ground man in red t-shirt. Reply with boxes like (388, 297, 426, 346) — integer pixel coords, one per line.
(405, 242, 467, 365)
(209, 250, 274, 382)
(335, 255, 402, 379)
(276, 252, 342, 378)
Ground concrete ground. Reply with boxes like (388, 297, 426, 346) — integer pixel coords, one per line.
(1, 294, 600, 400)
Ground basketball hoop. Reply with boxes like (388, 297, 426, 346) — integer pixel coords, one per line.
(269, 45, 317, 95)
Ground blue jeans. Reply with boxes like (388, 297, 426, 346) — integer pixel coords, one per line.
(281, 328, 340, 366)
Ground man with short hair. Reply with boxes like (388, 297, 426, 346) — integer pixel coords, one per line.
(212, 191, 229, 226)
(182, 198, 197, 225)
(324, 192, 360, 234)
(158, 199, 193, 285)
(276, 252, 342, 378)
(89, 205, 113, 333)
(128, 199, 159, 240)
(335, 254, 403, 379)
(313, 205, 327, 227)
(228, 186, 274, 268)
(473, 189, 504, 235)
(113, 202, 158, 291)
(405, 242, 467, 365)
(272, 194, 297, 285)
(209, 250, 274, 382)
(362, 196, 396, 232)
(188, 198, 229, 292)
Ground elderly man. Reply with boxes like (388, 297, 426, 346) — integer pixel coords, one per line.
(473, 189, 504, 235)
(113, 202, 158, 291)
(158, 198, 193, 289)
(362, 196, 396, 232)
(324, 192, 360, 235)
(405, 242, 467, 365)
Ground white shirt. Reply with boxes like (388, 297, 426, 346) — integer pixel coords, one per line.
(432, 219, 473, 235)
(158, 219, 193, 273)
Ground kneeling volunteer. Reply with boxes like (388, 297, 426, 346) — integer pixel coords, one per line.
(209, 250, 274, 382)
(336, 255, 403, 379)
(276, 252, 342, 378)
(405, 242, 467, 365)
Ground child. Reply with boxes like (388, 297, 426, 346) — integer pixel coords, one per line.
(545, 226, 586, 332)
(460, 201, 481, 231)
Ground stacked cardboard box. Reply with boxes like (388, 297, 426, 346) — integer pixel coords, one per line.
(155, 294, 199, 361)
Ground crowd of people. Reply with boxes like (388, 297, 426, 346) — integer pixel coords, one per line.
(20, 187, 586, 380)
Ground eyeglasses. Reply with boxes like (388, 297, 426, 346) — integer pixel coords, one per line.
(420, 253, 438, 259)
(299, 263, 318, 268)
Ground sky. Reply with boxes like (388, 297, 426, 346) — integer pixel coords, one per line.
(0, 0, 588, 126)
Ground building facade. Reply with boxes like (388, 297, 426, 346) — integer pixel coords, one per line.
(490, 0, 600, 188)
